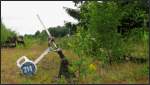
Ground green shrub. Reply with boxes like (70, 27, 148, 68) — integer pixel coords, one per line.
(1, 23, 16, 44)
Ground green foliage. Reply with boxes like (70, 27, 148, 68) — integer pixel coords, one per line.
(113, 0, 149, 13)
(64, 7, 80, 21)
(67, 0, 149, 64)
(1, 23, 16, 44)
(23, 35, 41, 48)
(64, 22, 77, 35)
(61, 2, 149, 83)
(34, 30, 40, 37)
(57, 76, 67, 84)
(78, 1, 125, 63)
(139, 64, 149, 76)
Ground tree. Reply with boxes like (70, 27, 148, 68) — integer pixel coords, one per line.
(63, 7, 80, 21)
(72, 0, 83, 6)
(34, 30, 40, 37)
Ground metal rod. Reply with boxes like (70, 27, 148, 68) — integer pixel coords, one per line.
(34, 14, 58, 64)
(36, 14, 57, 48)
(36, 14, 52, 38)
(34, 48, 50, 64)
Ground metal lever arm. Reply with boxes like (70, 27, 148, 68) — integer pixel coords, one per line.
(36, 14, 51, 38)
(34, 48, 50, 65)
(36, 14, 57, 49)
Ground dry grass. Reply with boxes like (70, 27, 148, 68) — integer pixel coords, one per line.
(98, 62, 149, 84)
(1, 42, 78, 84)
(1, 42, 149, 84)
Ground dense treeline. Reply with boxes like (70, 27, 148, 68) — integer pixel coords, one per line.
(28, 25, 76, 41)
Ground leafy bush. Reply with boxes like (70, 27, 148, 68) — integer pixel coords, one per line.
(72, 1, 125, 64)
(1, 23, 16, 44)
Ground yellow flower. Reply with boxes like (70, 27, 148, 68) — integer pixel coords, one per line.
(89, 63, 96, 71)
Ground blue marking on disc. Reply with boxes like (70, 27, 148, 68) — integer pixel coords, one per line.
(21, 62, 36, 76)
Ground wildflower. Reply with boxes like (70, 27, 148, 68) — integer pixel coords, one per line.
(89, 63, 96, 71)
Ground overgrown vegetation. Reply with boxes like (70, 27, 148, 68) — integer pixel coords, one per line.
(58, 0, 149, 83)
(1, 22, 16, 44)
(1, 0, 149, 84)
